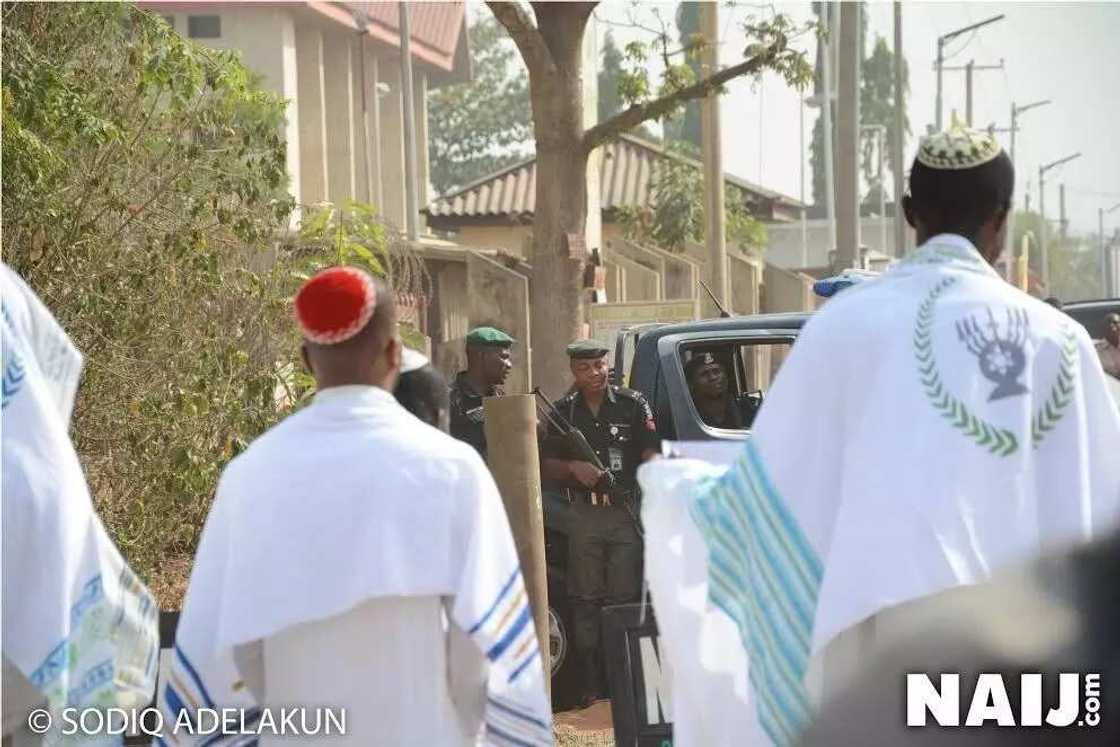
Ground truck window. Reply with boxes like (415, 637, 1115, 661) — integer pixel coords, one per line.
(680, 339, 794, 430)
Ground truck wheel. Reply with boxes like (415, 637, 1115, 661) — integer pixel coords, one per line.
(548, 604, 567, 676)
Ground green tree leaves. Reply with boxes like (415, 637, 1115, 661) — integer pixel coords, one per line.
(427, 16, 532, 196)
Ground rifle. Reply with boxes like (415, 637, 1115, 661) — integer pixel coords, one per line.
(532, 387, 615, 491)
(533, 387, 644, 538)
(699, 279, 732, 318)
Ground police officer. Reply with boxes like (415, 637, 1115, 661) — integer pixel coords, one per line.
(448, 326, 514, 460)
(540, 339, 660, 708)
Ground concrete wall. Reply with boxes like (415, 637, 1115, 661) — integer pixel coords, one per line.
(729, 254, 762, 315)
(176, 7, 302, 205)
(450, 225, 534, 255)
(378, 58, 407, 230)
(166, 5, 429, 227)
(762, 263, 815, 313)
(428, 260, 470, 378)
(767, 217, 915, 270)
(322, 33, 357, 204)
(611, 253, 660, 301)
(467, 252, 532, 394)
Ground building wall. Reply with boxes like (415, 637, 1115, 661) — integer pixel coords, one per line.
(166, 7, 302, 206)
(766, 217, 915, 270)
(162, 5, 432, 229)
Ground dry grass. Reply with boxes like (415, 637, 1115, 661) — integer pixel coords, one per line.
(147, 555, 193, 610)
(554, 725, 615, 747)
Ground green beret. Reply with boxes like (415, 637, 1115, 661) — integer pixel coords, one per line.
(466, 326, 515, 348)
(566, 339, 610, 359)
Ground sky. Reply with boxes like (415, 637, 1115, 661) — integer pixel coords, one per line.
(473, 1, 1120, 235)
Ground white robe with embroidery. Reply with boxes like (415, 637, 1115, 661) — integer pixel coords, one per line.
(2, 264, 159, 745)
(638, 235, 1120, 746)
(157, 386, 552, 746)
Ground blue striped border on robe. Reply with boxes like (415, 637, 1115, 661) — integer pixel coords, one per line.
(689, 440, 824, 746)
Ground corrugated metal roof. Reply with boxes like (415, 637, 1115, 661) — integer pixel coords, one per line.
(427, 133, 804, 221)
(358, 2, 464, 58)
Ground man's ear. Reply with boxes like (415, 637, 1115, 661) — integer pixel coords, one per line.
(902, 194, 917, 229)
(386, 336, 402, 374)
(300, 343, 313, 375)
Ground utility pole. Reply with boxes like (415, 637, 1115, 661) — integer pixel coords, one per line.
(1038, 153, 1081, 291)
(700, 0, 728, 313)
(399, 2, 420, 241)
(835, 0, 861, 269)
(1099, 203, 1120, 296)
(892, 1, 906, 258)
(1059, 184, 1068, 246)
(819, 1, 838, 258)
(1002, 99, 1051, 281)
(940, 59, 1004, 128)
(800, 96, 808, 268)
(862, 125, 888, 255)
(935, 15, 1004, 130)
(965, 61, 973, 125)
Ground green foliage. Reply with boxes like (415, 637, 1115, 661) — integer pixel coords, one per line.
(601, 6, 813, 143)
(0, 3, 396, 602)
(428, 16, 532, 195)
(1012, 210, 1104, 300)
(861, 35, 910, 186)
(598, 31, 659, 142)
(663, 2, 703, 149)
(297, 201, 390, 276)
(619, 143, 766, 254)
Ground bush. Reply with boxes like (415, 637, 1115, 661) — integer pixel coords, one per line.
(2, 3, 424, 605)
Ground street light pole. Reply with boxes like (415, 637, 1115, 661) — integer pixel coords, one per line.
(1002, 99, 1050, 281)
(934, 14, 1004, 131)
(1038, 152, 1082, 292)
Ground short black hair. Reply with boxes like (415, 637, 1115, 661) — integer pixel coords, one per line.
(394, 364, 449, 429)
(908, 151, 1014, 237)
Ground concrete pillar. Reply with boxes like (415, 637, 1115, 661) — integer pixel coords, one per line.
(835, 1, 862, 269)
(323, 32, 357, 203)
(351, 40, 371, 204)
(277, 11, 301, 209)
(368, 51, 385, 212)
(483, 396, 550, 691)
(379, 58, 407, 230)
(414, 72, 430, 230)
(296, 28, 329, 204)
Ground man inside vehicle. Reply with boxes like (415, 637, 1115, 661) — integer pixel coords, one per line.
(685, 352, 745, 429)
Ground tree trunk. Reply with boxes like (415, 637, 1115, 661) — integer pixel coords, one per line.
(524, 4, 591, 398)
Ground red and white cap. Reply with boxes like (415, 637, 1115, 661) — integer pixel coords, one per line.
(293, 266, 377, 345)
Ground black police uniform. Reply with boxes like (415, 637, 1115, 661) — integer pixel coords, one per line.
(448, 372, 502, 460)
(542, 383, 659, 700)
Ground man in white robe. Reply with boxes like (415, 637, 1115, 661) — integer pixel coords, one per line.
(2, 263, 159, 745)
(638, 123, 1120, 746)
(157, 267, 551, 746)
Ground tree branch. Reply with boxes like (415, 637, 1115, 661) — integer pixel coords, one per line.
(582, 45, 780, 153)
(486, 1, 553, 75)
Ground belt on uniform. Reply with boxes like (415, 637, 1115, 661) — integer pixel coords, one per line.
(569, 488, 636, 507)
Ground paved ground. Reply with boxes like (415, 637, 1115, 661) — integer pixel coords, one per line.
(554, 701, 614, 746)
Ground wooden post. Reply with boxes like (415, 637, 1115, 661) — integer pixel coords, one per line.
(483, 395, 550, 694)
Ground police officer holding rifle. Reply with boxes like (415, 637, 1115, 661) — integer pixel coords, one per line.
(537, 339, 660, 708)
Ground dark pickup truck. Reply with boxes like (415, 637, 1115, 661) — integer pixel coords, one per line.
(544, 312, 811, 708)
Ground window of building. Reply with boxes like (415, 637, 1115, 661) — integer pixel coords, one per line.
(187, 15, 221, 39)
